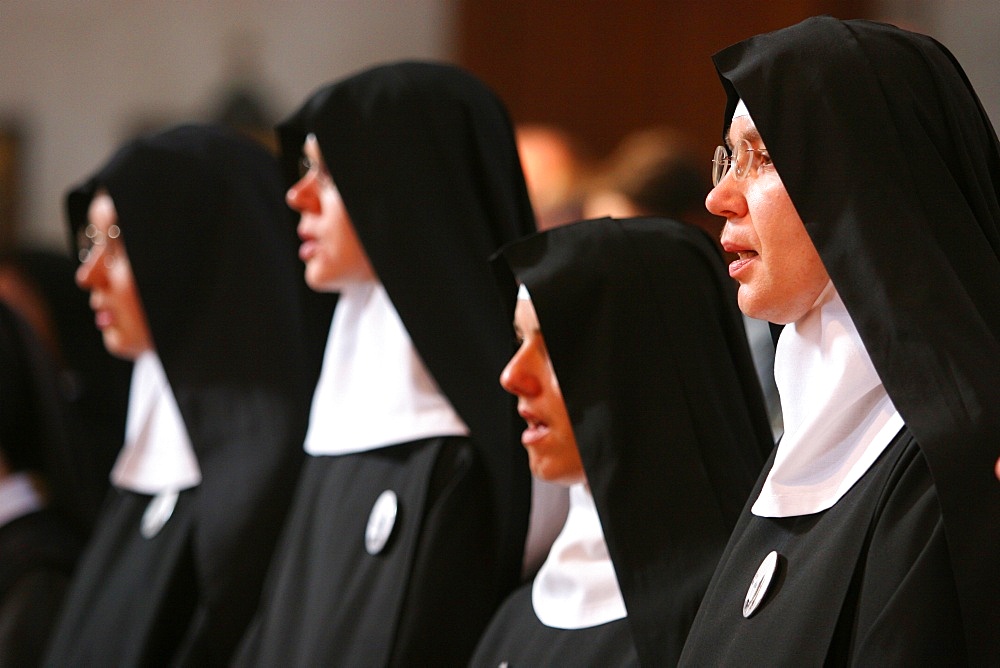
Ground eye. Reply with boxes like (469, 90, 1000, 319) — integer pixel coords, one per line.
(758, 149, 773, 168)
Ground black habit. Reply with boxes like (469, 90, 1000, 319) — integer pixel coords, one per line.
(235, 62, 535, 666)
(471, 217, 773, 666)
(45, 125, 327, 666)
(680, 17, 1000, 666)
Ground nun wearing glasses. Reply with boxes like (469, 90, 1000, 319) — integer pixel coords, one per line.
(44, 124, 328, 666)
(679, 17, 1000, 665)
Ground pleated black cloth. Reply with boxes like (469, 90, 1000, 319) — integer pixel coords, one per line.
(236, 62, 535, 666)
(45, 124, 330, 666)
(471, 217, 772, 666)
(680, 16, 1000, 665)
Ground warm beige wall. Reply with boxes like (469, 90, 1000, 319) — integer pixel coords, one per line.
(0, 0, 454, 250)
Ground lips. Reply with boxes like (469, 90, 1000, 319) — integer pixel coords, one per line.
(299, 239, 318, 262)
(721, 238, 758, 279)
(518, 407, 550, 446)
(94, 309, 113, 329)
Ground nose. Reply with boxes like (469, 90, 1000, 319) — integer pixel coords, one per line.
(75, 252, 105, 291)
(286, 173, 321, 215)
(705, 174, 747, 220)
(500, 343, 542, 398)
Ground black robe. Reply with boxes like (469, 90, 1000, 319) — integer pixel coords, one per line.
(0, 304, 86, 664)
(681, 17, 1000, 664)
(235, 62, 535, 666)
(45, 125, 328, 666)
(471, 217, 773, 666)
(680, 429, 965, 664)
(0, 509, 82, 666)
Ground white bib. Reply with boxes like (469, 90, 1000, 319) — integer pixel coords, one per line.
(753, 284, 903, 517)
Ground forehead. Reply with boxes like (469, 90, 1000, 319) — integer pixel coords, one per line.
(303, 134, 324, 160)
(513, 296, 540, 332)
(726, 115, 763, 149)
(87, 191, 118, 229)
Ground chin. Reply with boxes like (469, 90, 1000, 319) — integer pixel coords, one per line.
(304, 269, 340, 294)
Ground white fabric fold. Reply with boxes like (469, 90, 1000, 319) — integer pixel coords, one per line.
(752, 283, 903, 517)
(304, 283, 468, 456)
(532, 483, 627, 629)
(111, 352, 201, 495)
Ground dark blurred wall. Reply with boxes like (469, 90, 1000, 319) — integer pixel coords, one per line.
(455, 1, 872, 162)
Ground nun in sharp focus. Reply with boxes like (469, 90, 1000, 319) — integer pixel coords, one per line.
(680, 17, 1000, 665)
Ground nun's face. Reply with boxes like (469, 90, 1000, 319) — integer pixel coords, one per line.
(287, 135, 375, 292)
(708, 114, 830, 324)
(75, 191, 154, 360)
(500, 297, 585, 486)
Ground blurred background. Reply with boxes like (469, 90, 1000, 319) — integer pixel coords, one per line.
(1, 0, 998, 251)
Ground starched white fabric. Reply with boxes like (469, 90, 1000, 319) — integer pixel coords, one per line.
(522, 478, 569, 578)
(304, 283, 468, 456)
(752, 283, 903, 517)
(111, 352, 201, 494)
(733, 98, 750, 121)
(0, 473, 45, 529)
(532, 483, 627, 629)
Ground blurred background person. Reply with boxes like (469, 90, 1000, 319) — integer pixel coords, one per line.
(516, 123, 589, 230)
(582, 126, 718, 241)
(0, 250, 131, 529)
(0, 303, 85, 665)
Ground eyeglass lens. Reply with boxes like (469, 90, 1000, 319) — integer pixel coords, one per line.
(712, 139, 761, 187)
(78, 223, 121, 264)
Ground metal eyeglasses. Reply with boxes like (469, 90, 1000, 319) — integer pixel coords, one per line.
(77, 223, 122, 266)
(712, 138, 771, 187)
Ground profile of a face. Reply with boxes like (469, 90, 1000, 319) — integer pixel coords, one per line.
(75, 191, 154, 360)
(500, 296, 585, 486)
(286, 135, 375, 293)
(709, 114, 830, 324)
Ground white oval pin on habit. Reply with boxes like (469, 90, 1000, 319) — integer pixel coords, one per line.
(365, 489, 399, 555)
(743, 550, 779, 618)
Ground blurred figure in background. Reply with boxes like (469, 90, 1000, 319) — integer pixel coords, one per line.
(0, 249, 131, 529)
(516, 123, 588, 230)
(582, 126, 719, 242)
(0, 303, 84, 665)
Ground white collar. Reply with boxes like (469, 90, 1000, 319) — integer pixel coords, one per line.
(111, 352, 201, 494)
(0, 473, 45, 528)
(304, 283, 468, 456)
(752, 283, 903, 517)
(531, 483, 627, 629)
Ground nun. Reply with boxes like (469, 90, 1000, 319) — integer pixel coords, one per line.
(44, 124, 326, 666)
(234, 62, 535, 666)
(0, 303, 84, 665)
(470, 216, 773, 666)
(679, 17, 1000, 665)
